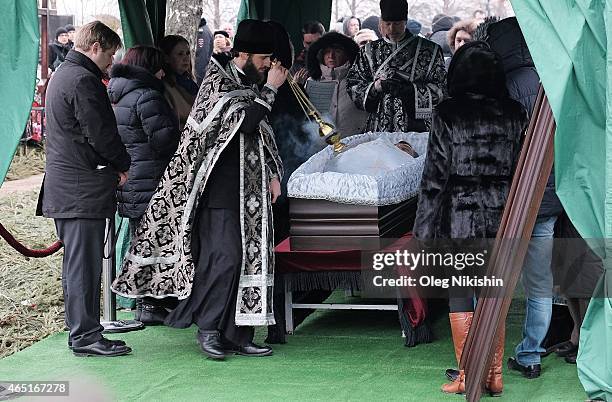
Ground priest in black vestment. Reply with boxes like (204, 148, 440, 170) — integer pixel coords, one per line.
(113, 20, 288, 360)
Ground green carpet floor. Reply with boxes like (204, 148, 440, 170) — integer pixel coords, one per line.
(0, 298, 585, 401)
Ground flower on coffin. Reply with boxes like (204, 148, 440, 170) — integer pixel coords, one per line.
(247, 151, 258, 166)
(247, 241, 259, 260)
(247, 195, 260, 214)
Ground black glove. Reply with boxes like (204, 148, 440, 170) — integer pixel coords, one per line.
(380, 76, 404, 96)
(382, 71, 415, 100)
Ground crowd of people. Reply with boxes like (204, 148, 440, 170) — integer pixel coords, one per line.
(39, 0, 600, 397)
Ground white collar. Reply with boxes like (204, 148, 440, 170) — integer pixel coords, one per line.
(232, 61, 246, 76)
(383, 32, 408, 44)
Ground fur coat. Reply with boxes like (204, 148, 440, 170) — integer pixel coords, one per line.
(413, 41, 528, 240)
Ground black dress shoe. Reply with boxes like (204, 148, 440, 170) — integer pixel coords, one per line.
(72, 338, 132, 357)
(225, 341, 273, 357)
(555, 341, 578, 357)
(135, 301, 168, 325)
(564, 354, 577, 364)
(197, 331, 225, 360)
(69, 339, 126, 350)
(507, 357, 541, 379)
(445, 368, 460, 382)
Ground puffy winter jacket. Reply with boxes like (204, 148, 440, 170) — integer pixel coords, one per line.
(108, 63, 180, 218)
(487, 17, 563, 218)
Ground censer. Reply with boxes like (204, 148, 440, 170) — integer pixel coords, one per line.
(275, 61, 346, 153)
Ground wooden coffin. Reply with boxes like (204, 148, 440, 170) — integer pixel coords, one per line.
(288, 197, 417, 251)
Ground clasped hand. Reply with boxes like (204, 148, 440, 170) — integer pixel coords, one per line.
(378, 70, 414, 98)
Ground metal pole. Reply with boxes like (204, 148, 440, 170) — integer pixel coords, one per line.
(101, 217, 144, 333)
(264, 0, 272, 20)
(40, 0, 49, 104)
(102, 218, 116, 321)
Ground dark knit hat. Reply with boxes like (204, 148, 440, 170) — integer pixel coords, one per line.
(64, 24, 75, 33)
(55, 27, 68, 39)
(362, 16, 381, 37)
(213, 30, 229, 38)
(380, 0, 408, 22)
(232, 19, 274, 54)
(432, 15, 454, 33)
(407, 19, 422, 35)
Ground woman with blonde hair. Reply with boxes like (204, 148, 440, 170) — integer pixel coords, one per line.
(448, 18, 478, 54)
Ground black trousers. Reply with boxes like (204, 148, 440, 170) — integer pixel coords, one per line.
(165, 207, 253, 346)
(54, 218, 106, 347)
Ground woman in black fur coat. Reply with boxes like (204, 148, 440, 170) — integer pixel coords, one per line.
(412, 41, 528, 396)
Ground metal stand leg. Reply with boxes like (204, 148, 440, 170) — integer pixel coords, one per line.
(102, 218, 116, 322)
(284, 275, 294, 334)
(101, 217, 144, 333)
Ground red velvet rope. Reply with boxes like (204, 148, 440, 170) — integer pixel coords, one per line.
(0, 222, 63, 258)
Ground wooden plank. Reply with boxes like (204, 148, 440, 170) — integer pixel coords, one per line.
(461, 86, 556, 401)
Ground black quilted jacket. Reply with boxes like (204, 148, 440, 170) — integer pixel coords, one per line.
(108, 63, 180, 218)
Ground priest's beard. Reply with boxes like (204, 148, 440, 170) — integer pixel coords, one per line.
(243, 56, 266, 85)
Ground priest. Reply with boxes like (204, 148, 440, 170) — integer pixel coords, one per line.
(112, 19, 287, 360)
(346, 0, 447, 132)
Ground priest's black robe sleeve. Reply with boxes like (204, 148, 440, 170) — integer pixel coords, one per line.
(240, 85, 277, 133)
(412, 45, 447, 121)
(346, 45, 380, 114)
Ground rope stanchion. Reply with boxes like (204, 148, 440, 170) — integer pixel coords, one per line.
(0, 222, 62, 258)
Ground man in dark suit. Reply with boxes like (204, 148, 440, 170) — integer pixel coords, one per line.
(42, 20, 132, 357)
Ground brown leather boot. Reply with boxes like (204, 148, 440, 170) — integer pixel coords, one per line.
(485, 324, 505, 396)
(441, 312, 473, 394)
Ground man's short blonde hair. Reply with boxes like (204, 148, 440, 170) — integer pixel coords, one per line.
(74, 21, 122, 52)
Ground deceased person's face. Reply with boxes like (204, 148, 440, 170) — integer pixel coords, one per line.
(395, 141, 419, 158)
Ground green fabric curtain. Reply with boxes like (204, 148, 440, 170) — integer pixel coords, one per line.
(118, 0, 166, 48)
(0, 0, 39, 185)
(513, 0, 611, 399)
(237, 0, 332, 57)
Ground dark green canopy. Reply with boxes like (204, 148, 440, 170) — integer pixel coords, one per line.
(118, 0, 167, 48)
(237, 0, 332, 53)
(117, 0, 332, 53)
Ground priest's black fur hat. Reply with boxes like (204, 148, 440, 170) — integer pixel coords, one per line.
(380, 0, 408, 22)
(268, 20, 294, 69)
(232, 19, 274, 54)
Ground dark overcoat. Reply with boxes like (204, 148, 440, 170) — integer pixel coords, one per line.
(42, 50, 131, 219)
(413, 41, 528, 240)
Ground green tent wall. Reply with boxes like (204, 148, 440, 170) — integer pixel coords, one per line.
(512, 1, 611, 398)
(0, 1, 40, 184)
(118, 0, 166, 48)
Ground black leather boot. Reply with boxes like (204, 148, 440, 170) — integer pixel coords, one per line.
(134, 299, 168, 325)
(197, 330, 225, 360)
